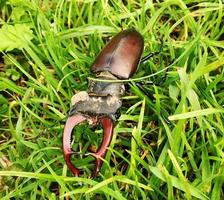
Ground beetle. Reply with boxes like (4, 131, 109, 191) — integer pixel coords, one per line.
(63, 29, 154, 177)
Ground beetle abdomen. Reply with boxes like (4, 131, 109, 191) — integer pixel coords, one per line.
(91, 29, 144, 79)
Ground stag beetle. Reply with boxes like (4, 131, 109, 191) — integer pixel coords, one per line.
(63, 29, 157, 177)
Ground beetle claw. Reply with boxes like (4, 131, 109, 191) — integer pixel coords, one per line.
(91, 154, 103, 178)
(63, 113, 87, 176)
(63, 114, 113, 177)
(91, 117, 113, 177)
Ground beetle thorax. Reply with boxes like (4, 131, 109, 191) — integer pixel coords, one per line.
(88, 71, 125, 97)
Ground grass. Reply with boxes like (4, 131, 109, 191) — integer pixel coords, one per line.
(0, 0, 224, 199)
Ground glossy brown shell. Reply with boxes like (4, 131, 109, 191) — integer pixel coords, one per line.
(91, 29, 144, 79)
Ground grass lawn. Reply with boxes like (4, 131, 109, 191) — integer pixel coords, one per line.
(0, 0, 224, 199)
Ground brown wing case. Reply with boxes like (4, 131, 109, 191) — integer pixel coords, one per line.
(91, 29, 144, 79)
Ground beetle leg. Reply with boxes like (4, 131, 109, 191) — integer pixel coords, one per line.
(63, 113, 87, 176)
(90, 117, 113, 178)
(140, 52, 156, 63)
(140, 37, 163, 63)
